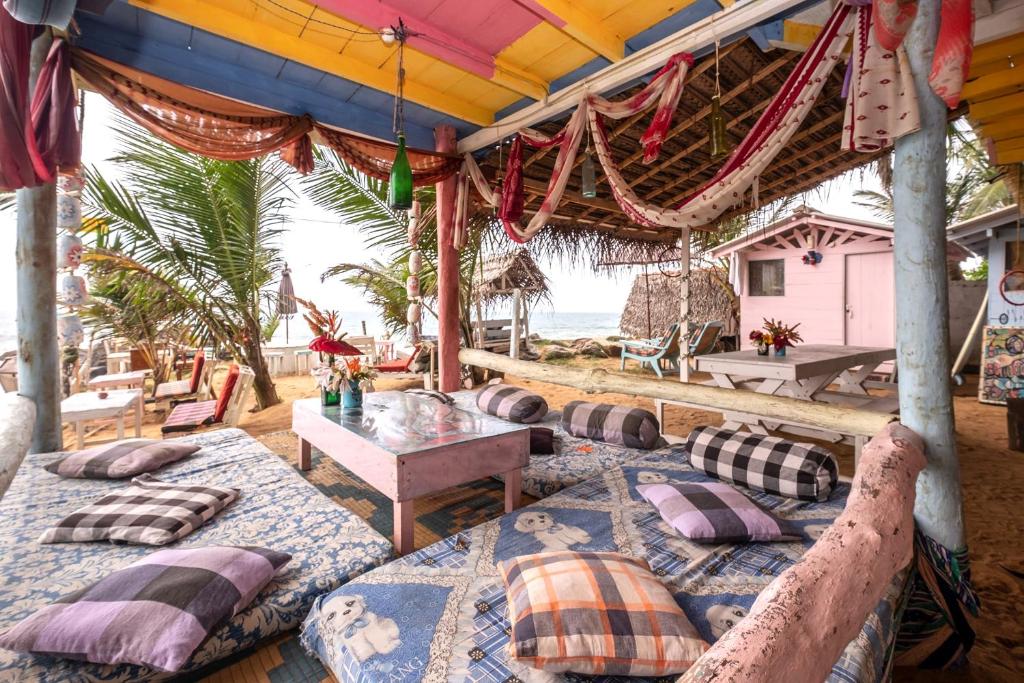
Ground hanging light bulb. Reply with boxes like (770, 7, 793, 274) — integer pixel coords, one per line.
(581, 126, 597, 198)
(708, 39, 730, 161)
(388, 19, 413, 210)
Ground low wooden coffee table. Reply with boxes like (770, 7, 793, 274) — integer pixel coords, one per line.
(293, 392, 530, 555)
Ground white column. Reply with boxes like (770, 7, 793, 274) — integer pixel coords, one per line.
(679, 227, 691, 382)
(893, 0, 964, 550)
(510, 288, 522, 360)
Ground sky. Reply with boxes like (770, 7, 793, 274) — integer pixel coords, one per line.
(0, 92, 886, 338)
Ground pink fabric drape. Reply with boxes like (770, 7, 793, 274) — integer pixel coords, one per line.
(0, 8, 45, 191)
(30, 38, 80, 176)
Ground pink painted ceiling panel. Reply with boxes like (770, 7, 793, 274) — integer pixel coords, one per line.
(416, 0, 545, 54)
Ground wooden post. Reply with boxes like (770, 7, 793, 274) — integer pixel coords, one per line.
(434, 125, 460, 392)
(16, 31, 62, 454)
(522, 299, 530, 345)
(893, 0, 965, 551)
(679, 227, 691, 382)
(510, 287, 522, 359)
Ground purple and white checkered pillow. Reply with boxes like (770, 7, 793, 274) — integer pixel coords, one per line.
(0, 545, 290, 671)
(43, 438, 200, 479)
(476, 384, 548, 423)
(685, 426, 839, 502)
(562, 401, 660, 449)
(39, 474, 238, 546)
(636, 481, 800, 544)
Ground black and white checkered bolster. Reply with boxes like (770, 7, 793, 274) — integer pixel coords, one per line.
(684, 426, 838, 502)
(561, 401, 661, 449)
(476, 384, 549, 424)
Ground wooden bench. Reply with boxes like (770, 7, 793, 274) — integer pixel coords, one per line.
(476, 319, 512, 354)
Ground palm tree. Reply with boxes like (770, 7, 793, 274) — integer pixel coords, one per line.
(82, 120, 292, 409)
(305, 150, 490, 348)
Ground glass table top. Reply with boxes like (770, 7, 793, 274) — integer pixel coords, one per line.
(296, 391, 528, 455)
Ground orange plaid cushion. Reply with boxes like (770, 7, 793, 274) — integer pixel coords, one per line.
(499, 551, 707, 676)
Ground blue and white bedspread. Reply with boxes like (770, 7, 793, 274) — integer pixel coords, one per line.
(302, 450, 908, 683)
(0, 428, 394, 682)
(450, 390, 668, 499)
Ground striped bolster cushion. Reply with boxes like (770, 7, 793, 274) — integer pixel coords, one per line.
(685, 426, 839, 502)
(476, 384, 548, 424)
(561, 401, 660, 449)
(43, 439, 200, 479)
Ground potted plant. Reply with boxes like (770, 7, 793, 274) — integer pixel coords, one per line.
(299, 298, 362, 406)
(341, 357, 376, 412)
(761, 318, 803, 357)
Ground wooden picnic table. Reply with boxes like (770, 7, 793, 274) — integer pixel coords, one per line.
(657, 345, 898, 456)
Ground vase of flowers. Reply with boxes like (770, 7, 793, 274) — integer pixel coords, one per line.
(341, 357, 375, 412)
(750, 318, 803, 357)
(749, 330, 772, 355)
(299, 298, 365, 407)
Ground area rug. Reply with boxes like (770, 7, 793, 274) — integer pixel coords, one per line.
(196, 429, 536, 682)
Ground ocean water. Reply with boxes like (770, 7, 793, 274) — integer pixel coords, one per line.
(0, 310, 623, 353)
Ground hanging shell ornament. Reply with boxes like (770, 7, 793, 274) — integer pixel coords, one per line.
(57, 233, 84, 269)
(60, 274, 88, 307)
(408, 249, 422, 275)
(57, 172, 85, 195)
(58, 314, 85, 347)
(56, 193, 81, 232)
(407, 323, 420, 344)
(407, 302, 421, 324)
(406, 275, 420, 299)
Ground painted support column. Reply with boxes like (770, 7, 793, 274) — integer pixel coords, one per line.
(510, 288, 522, 360)
(434, 125, 461, 392)
(679, 227, 691, 383)
(16, 31, 62, 454)
(893, 0, 964, 550)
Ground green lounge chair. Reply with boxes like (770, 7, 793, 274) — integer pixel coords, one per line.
(620, 323, 681, 378)
(684, 320, 724, 368)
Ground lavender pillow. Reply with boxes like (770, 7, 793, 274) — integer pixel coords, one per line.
(0, 546, 290, 672)
(43, 438, 200, 479)
(636, 481, 800, 544)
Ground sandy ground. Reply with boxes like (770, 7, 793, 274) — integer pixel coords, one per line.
(66, 358, 1024, 681)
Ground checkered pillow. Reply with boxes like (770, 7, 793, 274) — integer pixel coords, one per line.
(562, 401, 660, 449)
(476, 384, 548, 423)
(43, 439, 200, 479)
(0, 545, 290, 671)
(499, 551, 707, 676)
(39, 474, 238, 545)
(637, 481, 800, 543)
(685, 426, 838, 501)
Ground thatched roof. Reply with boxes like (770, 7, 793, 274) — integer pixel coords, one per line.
(476, 38, 964, 246)
(472, 248, 550, 304)
(619, 268, 738, 339)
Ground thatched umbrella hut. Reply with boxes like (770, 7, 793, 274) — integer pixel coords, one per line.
(472, 249, 550, 357)
(619, 267, 738, 342)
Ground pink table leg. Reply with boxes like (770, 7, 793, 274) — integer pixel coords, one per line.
(504, 467, 522, 513)
(393, 499, 414, 556)
(298, 438, 312, 471)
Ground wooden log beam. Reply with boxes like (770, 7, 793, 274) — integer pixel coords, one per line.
(460, 349, 896, 438)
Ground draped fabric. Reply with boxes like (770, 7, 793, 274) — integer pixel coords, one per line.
(70, 49, 315, 173)
(842, 4, 921, 152)
(0, 9, 45, 191)
(316, 126, 462, 187)
(30, 39, 80, 176)
(895, 531, 979, 668)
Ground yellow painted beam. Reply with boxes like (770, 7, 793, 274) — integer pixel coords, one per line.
(993, 145, 1024, 165)
(994, 135, 1024, 153)
(971, 32, 1024, 68)
(128, 0, 494, 125)
(491, 58, 549, 101)
(969, 92, 1024, 123)
(961, 66, 1024, 102)
(978, 117, 1024, 142)
(781, 20, 823, 50)
(523, 0, 624, 62)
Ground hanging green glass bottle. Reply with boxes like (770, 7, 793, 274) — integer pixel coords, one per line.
(581, 152, 597, 198)
(709, 94, 729, 161)
(388, 134, 413, 210)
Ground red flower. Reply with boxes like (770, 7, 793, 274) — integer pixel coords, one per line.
(749, 331, 764, 342)
(309, 336, 362, 356)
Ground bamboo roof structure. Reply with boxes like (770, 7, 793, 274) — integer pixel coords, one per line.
(476, 38, 964, 245)
(472, 249, 550, 305)
(619, 267, 737, 340)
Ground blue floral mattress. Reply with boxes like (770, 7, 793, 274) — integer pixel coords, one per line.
(450, 390, 667, 499)
(301, 449, 908, 683)
(0, 428, 394, 682)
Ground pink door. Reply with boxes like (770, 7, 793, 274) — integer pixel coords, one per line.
(845, 252, 894, 347)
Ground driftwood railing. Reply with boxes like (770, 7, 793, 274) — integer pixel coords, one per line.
(459, 349, 896, 438)
(0, 394, 36, 501)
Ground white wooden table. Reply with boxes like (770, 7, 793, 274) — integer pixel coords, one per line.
(657, 345, 897, 453)
(61, 389, 143, 449)
(87, 370, 149, 392)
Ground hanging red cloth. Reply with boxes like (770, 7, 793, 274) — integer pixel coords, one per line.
(30, 38, 80, 176)
(0, 8, 46, 191)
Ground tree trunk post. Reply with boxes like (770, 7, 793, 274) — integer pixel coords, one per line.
(679, 227, 691, 383)
(893, 0, 965, 550)
(434, 125, 460, 392)
(16, 31, 62, 454)
(510, 287, 522, 360)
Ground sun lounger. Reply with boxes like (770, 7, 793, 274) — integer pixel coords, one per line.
(301, 445, 909, 683)
(620, 322, 682, 377)
(0, 428, 393, 681)
(161, 364, 254, 435)
(153, 351, 214, 401)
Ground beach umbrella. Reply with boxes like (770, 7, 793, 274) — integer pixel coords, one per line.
(277, 264, 298, 343)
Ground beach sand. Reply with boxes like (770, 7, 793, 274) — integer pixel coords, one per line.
(65, 359, 1023, 681)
